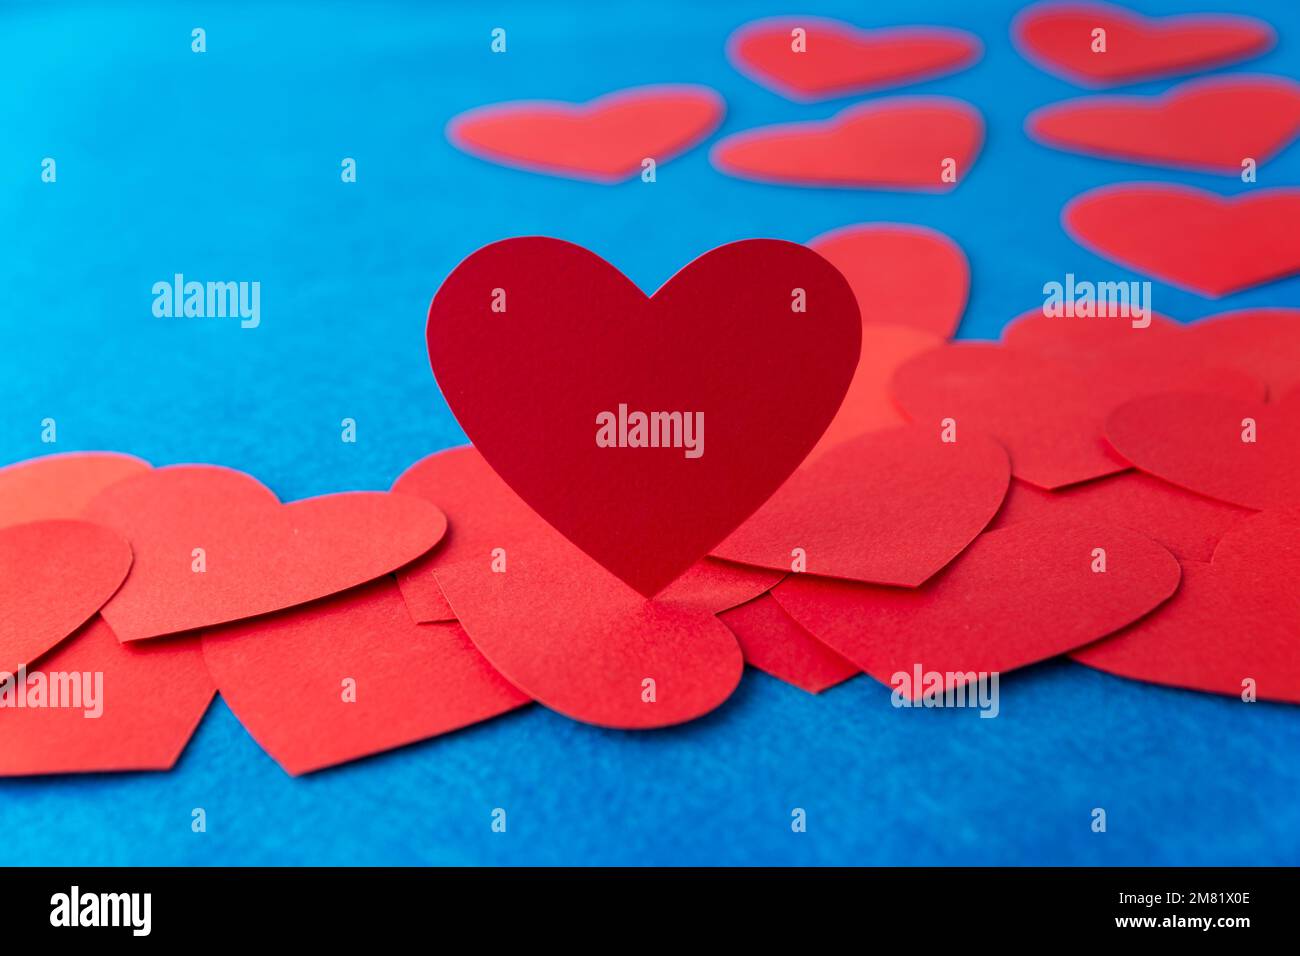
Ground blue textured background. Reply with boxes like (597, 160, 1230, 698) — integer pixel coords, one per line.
(3, 0, 1299, 865)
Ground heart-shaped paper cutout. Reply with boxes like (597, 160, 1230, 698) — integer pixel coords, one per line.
(711, 97, 983, 190)
(891, 341, 1264, 488)
(773, 521, 1180, 695)
(808, 224, 968, 338)
(719, 592, 858, 694)
(84, 465, 447, 641)
(0, 617, 214, 776)
(1001, 307, 1182, 359)
(1014, 1, 1274, 87)
(728, 17, 981, 101)
(1107, 390, 1300, 511)
(393, 446, 780, 622)
(1073, 510, 1300, 704)
(1, 520, 133, 675)
(0, 452, 150, 527)
(446, 84, 724, 183)
(202, 578, 530, 775)
(426, 238, 860, 596)
(1028, 75, 1300, 173)
(713, 425, 1009, 585)
(1064, 184, 1300, 298)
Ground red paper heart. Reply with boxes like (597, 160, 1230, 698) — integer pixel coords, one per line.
(1073, 510, 1300, 704)
(711, 97, 983, 190)
(891, 341, 1264, 488)
(426, 238, 860, 596)
(713, 425, 1008, 585)
(719, 593, 858, 694)
(1064, 184, 1300, 298)
(393, 446, 779, 622)
(84, 465, 447, 641)
(0, 452, 150, 527)
(1, 520, 132, 675)
(1014, 1, 1274, 86)
(1028, 75, 1300, 173)
(435, 532, 744, 729)
(809, 224, 968, 338)
(1107, 390, 1300, 511)
(728, 17, 980, 101)
(0, 617, 214, 776)
(201, 578, 530, 775)
(446, 85, 724, 183)
(773, 521, 1180, 695)
(1002, 307, 1182, 359)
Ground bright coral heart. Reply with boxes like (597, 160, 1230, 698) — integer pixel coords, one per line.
(1001, 308, 1182, 359)
(1, 520, 132, 675)
(83, 465, 447, 641)
(890, 341, 1263, 489)
(773, 521, 1180, 696)
(1014, 1, 1274, 87)
(1028, 75, 1300, 173)
(446, 84, 724, 183)
(1107, 390, 1300, 511)
(710, 97, 983, 190)
(426, 238, 860, 596)
(719, 593, 859, 694)
(809, 224, 968, 338)
(0, 617, 214, 776)
(202, 578, 530, 776)
(0, 452, 150, 527)
(713, 425, 1008, 585)
(1073, 510, 1300, 704)
(728, 16, 980, 101)
(1064, 184, 1300, 298)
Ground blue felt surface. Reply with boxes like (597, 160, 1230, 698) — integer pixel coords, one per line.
(2, 0, 1299, 866)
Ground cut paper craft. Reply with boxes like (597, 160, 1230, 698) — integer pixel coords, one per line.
(0, 617, 214, 776)
(710, 97, 983, 190)
(774, 521, 1181, 696)
(0, 452, 150, 527)
(890, 341, 1263, 489)
(989, 473, 1249, 563)
(427, 237, 860, 597)
(1, 520, 133, 675)
(1001, 308, 1181, 359)
(1106, 390, 1300, 511)
(446, 84, 724, 183)
(728, 17, 980, 101)
(1073, 510, 1300, 704)
(719, 593, 858, 694)
(1027, 75, 1300, 173)
(809, 224, 968, 338)
(1064, 184, 1300, 298)
(1013, 1, 1274, 87)
(436, 531, 744, 729)
(393, 445, 779, 622)
(202, 579, 531, 776)
(84, 465, 447, 641)
(713, 425, 1009, 585)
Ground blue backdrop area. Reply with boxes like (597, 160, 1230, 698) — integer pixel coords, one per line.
(2, 0, 1299, 865)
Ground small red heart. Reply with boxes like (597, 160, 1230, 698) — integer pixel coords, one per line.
(1014, 1, 1274, 86)
(1107, 390, 1300, 511)
(1, 520, 132, 675)
(1064, 184, 1300, 298)
(1073, 510, 1300, 704)
(0, 617, 214, 776)
(728, 17, 980, 101)
(426, 238, 860, 596)
(0, 452, 150, 527)
(1028, 75, 1300, 173)
(774, 521, 1180, 695)
(809, 224, 969, 338)
(719, 593, 859, 695)
(446, 85, 724, 183)
(84, 465, 447, 641)
(1002, 308, 1183, 358)
(890, 341, 1263, 489)
(201, 578, 530, 776)
(713, 425, 1009, 585)
(711, 97, 983, 190)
